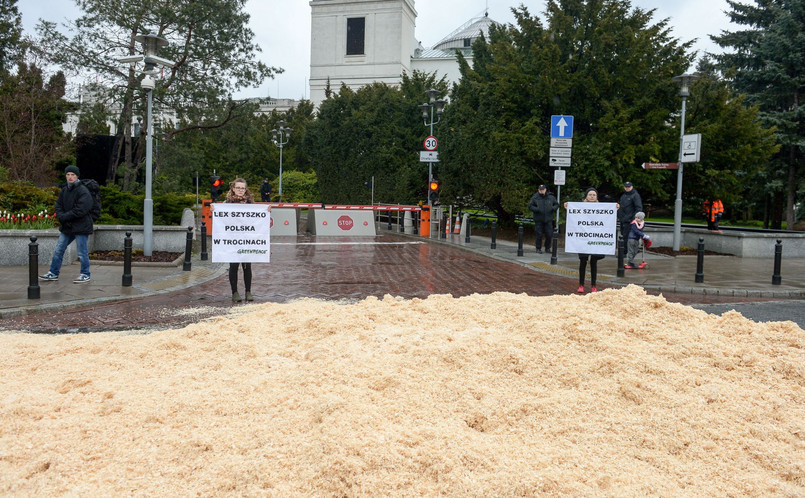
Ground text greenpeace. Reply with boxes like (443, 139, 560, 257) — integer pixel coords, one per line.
(211, 203, 271, 263)
(564, 202, 617, 255)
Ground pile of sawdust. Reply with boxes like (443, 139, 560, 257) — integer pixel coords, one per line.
(1, 286, 803, 495)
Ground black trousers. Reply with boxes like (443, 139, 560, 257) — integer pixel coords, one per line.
(229, 263, 252, 293)
(578, 254, 605, 287)
(535, 220, 553, 251)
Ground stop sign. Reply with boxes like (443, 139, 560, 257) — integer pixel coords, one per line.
(337, 215, 354, 231)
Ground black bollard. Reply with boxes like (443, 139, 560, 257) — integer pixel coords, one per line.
(387, 212, 392, 231)
(183, 226, 193, 271)
(772, 239, 782, 285)
(441, 214, 447, 239)
(398, 210, 404, 233)
(465, 215, 471, 243)
(28, 236, 40, 300)
(413, 211, 418, 235)
(550, 227, 559, 265)
(695, 237, 705, 283)
(122, 232, 133, 287)
(616, 225, 625, 277)
(200, 221, 208, 261)
(517, 224, 524, 257)
(491, 221, 497, 249)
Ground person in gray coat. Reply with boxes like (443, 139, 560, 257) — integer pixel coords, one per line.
(528, 185, 559, 253)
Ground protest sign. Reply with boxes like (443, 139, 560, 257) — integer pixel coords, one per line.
(564, 202, 617, 255)
(211, 203, 271, 263)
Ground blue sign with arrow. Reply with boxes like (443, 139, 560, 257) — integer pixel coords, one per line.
(550, 115, 574, 138)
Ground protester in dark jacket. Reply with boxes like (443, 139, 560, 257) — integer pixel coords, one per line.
(564, 187, 611, 293)
(528, 185, 559, 253)
(618, 182, 643, 256)
(39, 165, 94, 283)
(227, 178, 256, 303)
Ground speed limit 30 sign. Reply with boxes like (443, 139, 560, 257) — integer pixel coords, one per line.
(424, 136, 438, 151)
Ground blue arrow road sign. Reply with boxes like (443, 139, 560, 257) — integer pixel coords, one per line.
(550, 115, 574, 138)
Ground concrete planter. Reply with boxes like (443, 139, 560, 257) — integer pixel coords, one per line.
(0, 225, 193, 266)
(646, 226, 805, 258)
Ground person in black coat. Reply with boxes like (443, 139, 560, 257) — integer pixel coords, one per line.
(528, 185, 559, 253)
(39, 165, 94, 283)
(618, 182, 643, 257)
(259, 178, 272, 202)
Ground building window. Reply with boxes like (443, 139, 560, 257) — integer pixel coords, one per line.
(347, 17, 365, 55)
(463, 38, 472, 48)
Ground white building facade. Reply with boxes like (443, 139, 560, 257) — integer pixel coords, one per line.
(309, 0, 497, 107)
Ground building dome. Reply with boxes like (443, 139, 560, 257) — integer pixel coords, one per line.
(432, 12, 499, 54)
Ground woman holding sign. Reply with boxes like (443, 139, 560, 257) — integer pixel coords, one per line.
(226, 178, 256, 303)
(564, 187, 617, 294)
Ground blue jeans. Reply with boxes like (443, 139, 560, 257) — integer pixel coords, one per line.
(49, 232, 90, 277)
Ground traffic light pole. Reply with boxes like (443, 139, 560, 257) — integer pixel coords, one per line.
(143, 86, 154, 256)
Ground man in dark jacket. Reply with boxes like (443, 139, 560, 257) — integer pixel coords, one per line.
(618, 181, 643, 257)
(39, 165, 94, 283)
(259, 178, 272, 202)
(528, 185, 559, 253)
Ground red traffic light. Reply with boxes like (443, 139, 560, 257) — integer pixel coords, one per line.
(212, 178, 223, 187)
(429, 180, 439, 191)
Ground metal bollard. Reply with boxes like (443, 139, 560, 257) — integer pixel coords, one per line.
(200, 221, 208, 261)
(183, 226, 193, 271)
(491, 221, 497, 249)
(463, 216, 469, 243)
(387, 212, 392, 231)
(28, 236, 40, 300)
(772, 239, 782, 285)
(617, 225, 625, 277)
(550, 227, 558, 265)
(441, 214, 447, 239)
(413, 211, 418, 235)
(695, 237, 705, 283)
(398, 210, 404, 233)
(517, 224, 524, 257)
(122, 231, 133, 287)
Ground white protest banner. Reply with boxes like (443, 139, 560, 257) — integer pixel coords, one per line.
(564, 202, 617, 255)
(211, 203, 271, 263)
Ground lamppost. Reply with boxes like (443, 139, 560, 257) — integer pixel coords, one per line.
(418, 89, 447, 206)
(671, 73, 698, 251)
(118, 33, 174, 256)
(271, 120, 291, 202)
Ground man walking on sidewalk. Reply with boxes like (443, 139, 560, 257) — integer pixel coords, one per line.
(39, 165, 94, 283)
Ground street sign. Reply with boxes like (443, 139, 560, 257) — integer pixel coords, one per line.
(551, 138, 572, 148)
(642, 162, 680, 170)
(554, 169, 566, 185)
(424, 136, 438, 151)
(549, 157, 571, 167)
(681, 133, 701, 163)
(549, 147, 572, 157)
(420, 151, 439, 162)
(550, 115, 574, 138)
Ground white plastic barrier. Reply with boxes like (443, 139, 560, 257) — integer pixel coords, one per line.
(307, 209, 377, 236)
(269, 208, 298, 236)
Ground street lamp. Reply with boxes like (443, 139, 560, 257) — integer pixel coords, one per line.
(271, 120, 291, 202)
(418, 88, 447, 206)
(671, 73, 698, 251)
(119, 33, 175, 256)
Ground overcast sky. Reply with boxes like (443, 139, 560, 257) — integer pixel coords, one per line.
(18, 0, 735, 101)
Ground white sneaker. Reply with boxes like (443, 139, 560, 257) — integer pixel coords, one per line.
(73, 274, 91, 283)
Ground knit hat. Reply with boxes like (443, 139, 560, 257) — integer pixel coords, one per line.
(584, 187, 598, 197)
(64, 165, 80, 176)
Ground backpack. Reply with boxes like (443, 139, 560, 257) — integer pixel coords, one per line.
(81, 179, 102, 221)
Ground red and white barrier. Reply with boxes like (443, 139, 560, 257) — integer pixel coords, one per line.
(307, 209, 377, 236)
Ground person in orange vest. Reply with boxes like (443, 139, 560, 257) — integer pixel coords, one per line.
(702, 199, 724, 230)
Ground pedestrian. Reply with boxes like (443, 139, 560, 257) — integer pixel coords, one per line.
(565, 187, 610, 293)
(702, 199, 724, 230)
(227, 178, 257, 303)
(260, 178, 272, 202)
(618, 181, 643, 257)
(624, 211, 651, 269)
(528, 184, 559, 254)
(39, 165, 94, 283)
